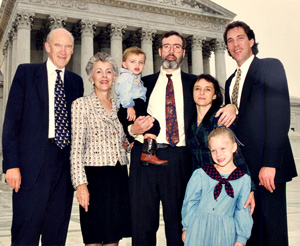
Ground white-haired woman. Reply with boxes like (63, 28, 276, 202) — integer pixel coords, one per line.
(71, 52, 131, 246)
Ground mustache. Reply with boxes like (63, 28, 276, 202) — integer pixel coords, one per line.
(166, 54, 176, 59)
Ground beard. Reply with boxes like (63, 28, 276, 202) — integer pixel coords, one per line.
(162, 54, 184, 70)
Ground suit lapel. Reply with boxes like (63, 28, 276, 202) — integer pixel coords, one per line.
(239, 57, 259, 115)
(36, 62, 49, 112)
(145, 72, 160, 99)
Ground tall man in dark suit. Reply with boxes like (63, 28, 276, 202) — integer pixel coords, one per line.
(2, 28, 84, 245)
(221, 21, 297, 246)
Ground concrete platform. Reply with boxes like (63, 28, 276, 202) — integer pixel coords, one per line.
(0, 159, 299, 246)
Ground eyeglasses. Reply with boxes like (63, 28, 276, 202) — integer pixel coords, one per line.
(161, 44, 183, 52)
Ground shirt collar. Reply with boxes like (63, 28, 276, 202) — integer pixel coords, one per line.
(237, 54, 254, 74)
(46, 58, 65, 76)
(160, 66, 181, 77)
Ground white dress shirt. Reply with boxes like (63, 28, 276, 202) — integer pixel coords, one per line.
(135, 66, 186, 146)
(229, 55, 254, 108)
(46, 59, 65, 138)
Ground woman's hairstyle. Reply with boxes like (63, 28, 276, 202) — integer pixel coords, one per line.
(223, 21, 259, 56)
(193, 74, 223, 107)
(85, 52, 118, 82)
(122, 46, 146, 63)
(208, 127, 236, 145)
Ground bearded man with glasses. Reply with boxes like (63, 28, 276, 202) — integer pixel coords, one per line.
(127, 30, 194, 246)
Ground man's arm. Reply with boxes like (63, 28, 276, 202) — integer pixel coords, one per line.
(259, 59, 290, 192)
(2, 65, 26, 191)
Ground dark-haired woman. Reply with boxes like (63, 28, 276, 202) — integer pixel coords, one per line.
(188, 74, 255, 213)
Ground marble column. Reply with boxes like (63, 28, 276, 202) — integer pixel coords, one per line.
(81, 20, 97, 96)
(48, 15, 67, 30)
(71, 21, 81, 76)
(202, 41, 212, 74)
(108, 23, 126, 68)
(213, 39, 226, 89)
(108, 23, 126, 99)
(15, 11, 34, 67)
(2, 46, 8, 121)
(139, 28, 156, 76)
(11, 25, 18, 80)
(191, 35, 205, 75)
(6, 35, 13, 86)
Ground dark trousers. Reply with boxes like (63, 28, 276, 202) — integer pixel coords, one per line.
(129, 141, 193, 246)
(247, 183, 288, 246)
(118, 98, 160, 143)
(11, 141, 74, 246)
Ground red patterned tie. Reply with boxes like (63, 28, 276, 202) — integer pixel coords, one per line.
(165, 74, 179, 147)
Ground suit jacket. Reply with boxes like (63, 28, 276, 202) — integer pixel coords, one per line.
(142, 71, 197, 139)
(2, 62, 84, 189)
(70, 93, 129, 189)
(225, 56, 297, 184)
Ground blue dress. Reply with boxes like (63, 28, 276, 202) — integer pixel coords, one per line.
(182, 165, 253, 246)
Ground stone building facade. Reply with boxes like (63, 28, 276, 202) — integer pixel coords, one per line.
(0, 0, 235, 103)
(0, 0, 298, 159)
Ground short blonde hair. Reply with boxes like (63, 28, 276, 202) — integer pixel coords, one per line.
(122, 47, 146, 63)
(208, 127, 236, 146)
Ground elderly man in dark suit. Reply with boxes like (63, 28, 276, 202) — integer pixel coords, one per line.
(219, 21, 297, 246)
(2, 28, 83, 245)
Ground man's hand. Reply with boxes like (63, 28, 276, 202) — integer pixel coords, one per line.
(5, 168, 21, 193)
(131, 115, 154, 135)
(76, 184, 90, 212)
(259, 167, 276, 193)
(215, 104, 237, 127)
(244, 191, 255, 215)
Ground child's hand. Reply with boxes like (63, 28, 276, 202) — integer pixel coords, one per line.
(234, 242, 244, 246)
(182, 230, 187, 243)
(127, 107, 136, 121)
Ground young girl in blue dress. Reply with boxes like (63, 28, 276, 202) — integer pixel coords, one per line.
(182, 127, 253, 246)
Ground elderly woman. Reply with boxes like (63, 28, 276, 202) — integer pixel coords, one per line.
(71, 52, 131, 246)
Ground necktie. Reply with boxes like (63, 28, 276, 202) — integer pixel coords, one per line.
(54, 69, 70, 149)
(165, 74, 179, 147)
(231, 68, 241, 107)
(202, 164, 245, 199)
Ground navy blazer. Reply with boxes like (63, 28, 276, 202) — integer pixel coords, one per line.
(225, 56, 297, 184)
(142, 71, 197, 138)
(2, 62, 84, 189)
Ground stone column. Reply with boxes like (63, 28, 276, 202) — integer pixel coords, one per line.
(139, 28, 156, 76)
(71, 21, 81, 76)
(2, 45, 8, 120)
(48, 15, 66, 30)
(11, 25, 18, 80)
(108, 24, 126, 99)
(81, 20, 97, 96)
(6, 34, 13, 86)
(15, 11, 34, 67)
(202, 41, 212, 74)
(213, 39, 226, 89)
(191, 35, 205, 75)
(108, 23, 126, 68)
